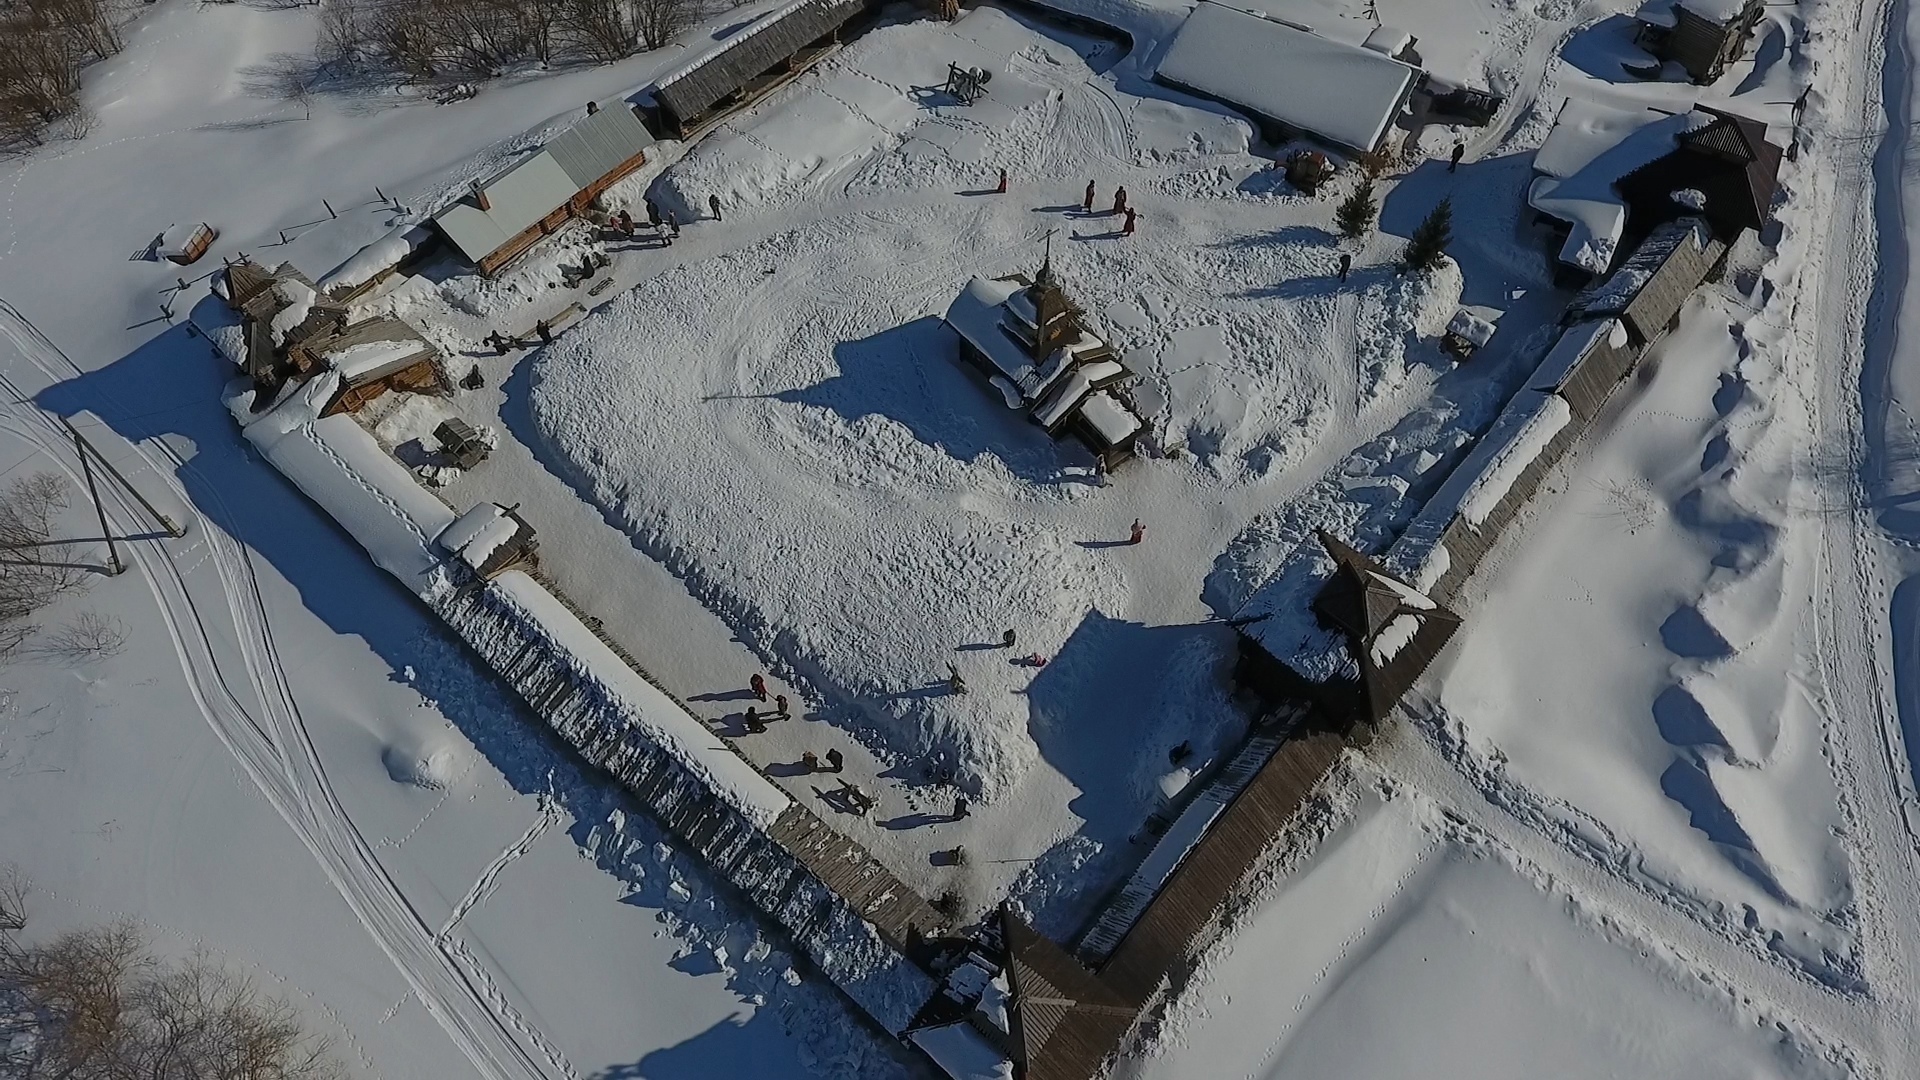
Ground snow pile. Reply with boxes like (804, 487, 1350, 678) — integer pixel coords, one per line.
(1354, 256, 1463, 406)
(318, 224, 434, 297)
(267, 277, 319, 345)
(437, 222, 602, 319)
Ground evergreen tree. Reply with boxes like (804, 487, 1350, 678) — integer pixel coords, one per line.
(1335, 180, 1378, 239)
(1400, 198, 1454, 273)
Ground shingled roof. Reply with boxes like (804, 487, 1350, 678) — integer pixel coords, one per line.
(1616, 107, 1780, 238)
(1001, 910, 1136, 1080)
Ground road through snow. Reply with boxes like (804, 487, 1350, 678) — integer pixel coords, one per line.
(0, 298, 572, 1080)
(1805, 0, 1920, 1071)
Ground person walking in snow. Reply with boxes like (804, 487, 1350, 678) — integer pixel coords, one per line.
(802, 751, 819, 772)
(645, 198, 662, 227)
(484, 331, 508, 355)
(1449, 142, 1465, 173)
(775, 693, 789, 718)
(667, 211, 680, 238)
(1129, 519, 1145, 545)
(996, 168, 1008, 194)
(1122, 207, 1136, 236)
(825, 748, 844, 773)
(745, 706, 766, 733)
(1338, 252, 1352, 282)
(1083, 180, 1096, 211)
(1002, 629, 1016, 648)
(750, 673, 768, 701)
(952, 795, 970, 821)
(535, 319, 552, 345)
(709, 193, 723, 221)
(948, 663, 968, 695)
(1112, 186, 1128, 215)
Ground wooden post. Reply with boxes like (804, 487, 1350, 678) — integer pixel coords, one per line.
(73, 427, 121, 575)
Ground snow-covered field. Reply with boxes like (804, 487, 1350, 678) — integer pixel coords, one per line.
(8, 0, 1920, 1074)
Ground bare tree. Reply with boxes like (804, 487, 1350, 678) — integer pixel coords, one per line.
(0, 879, 346, 1080)
(36, 611, 128, 661)
(633, 0, 691, 51)
(0, 0, 131, 150)
(560, 0, 638, 63)
(0, 473, 86, 656)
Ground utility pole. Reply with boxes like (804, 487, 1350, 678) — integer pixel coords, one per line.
(73, 426, 121, 575)
(61, 418, 183, 538)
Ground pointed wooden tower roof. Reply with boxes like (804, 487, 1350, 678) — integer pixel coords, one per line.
(1000, 908, 1137, 1080)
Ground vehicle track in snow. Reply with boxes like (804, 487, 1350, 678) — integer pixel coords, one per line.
(1804, 0, 1920, 1070)
(0, 298, 572, 1080)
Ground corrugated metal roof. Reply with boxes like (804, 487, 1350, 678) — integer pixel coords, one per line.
(432, 150, 576, 264)
(654, 0, 865, 125)
(546, 105, 653, 189)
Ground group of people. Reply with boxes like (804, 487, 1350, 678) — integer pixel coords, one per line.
(983, 170, 1140, 236)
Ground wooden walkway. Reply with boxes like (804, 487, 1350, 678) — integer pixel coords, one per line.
(769, 806, 948, 949)
(1097, 731, 1344, 1003)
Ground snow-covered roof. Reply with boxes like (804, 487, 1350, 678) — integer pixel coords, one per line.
(318, 225, 434, 296)
(433, 150, 578, 264)
(482, 570, 794, 826)
(1032, 358, 1125, 429)
(1156, 2, 1420, 153)
(908, 1022, 1014, 1080)
(544, 105, 653, 190)
(1445, 309, 1496, 347)
(1529, 318, 1628, 392)
(1676, 0, 1750, 22)
(437, 503, 520, 572)
(1234, 537, 1359, 686)
(1363, 25, 1414, 57)
(1384, 391, 1572, 592)
(328, 337, 431, 382)
(1077, 391, 1143, 446)
(267, 278, 318, 346)
(1527, 109, 1710, 273)
(227, 372, 457, 590)
(1534, 98, 1668, 180)
(1528, 176, 1624, 274)
(945, 277, 1082, 402)
(1634, 0, 1680, 28)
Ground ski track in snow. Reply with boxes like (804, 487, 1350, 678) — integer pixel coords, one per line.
(0, 298, 573, 1080)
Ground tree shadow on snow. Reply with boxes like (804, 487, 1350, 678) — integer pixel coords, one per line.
(1379, 154, 1558, 309)
(776, 316, 1088, 485)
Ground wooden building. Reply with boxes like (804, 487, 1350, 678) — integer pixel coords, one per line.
(1615, 107, 1781, 244)
(213, 259, 447, 414)
(1563, 216, 1727, 348)
(431, 104, 654, 276)
(159, 222, 218, 265)
(944, 262, 1147, 468)
(650, 0, 868, 137)
(1632, 0, 1766, 84)
(437, 503, 539, 579)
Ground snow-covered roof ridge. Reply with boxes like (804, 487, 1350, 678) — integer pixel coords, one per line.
(1155, 1, 1419, 153)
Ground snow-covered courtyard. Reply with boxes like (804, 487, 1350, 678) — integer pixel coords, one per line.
(6, 0, 1920, 1073)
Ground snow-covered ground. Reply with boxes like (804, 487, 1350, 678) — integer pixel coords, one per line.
(8, 0, 1920, 1074)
